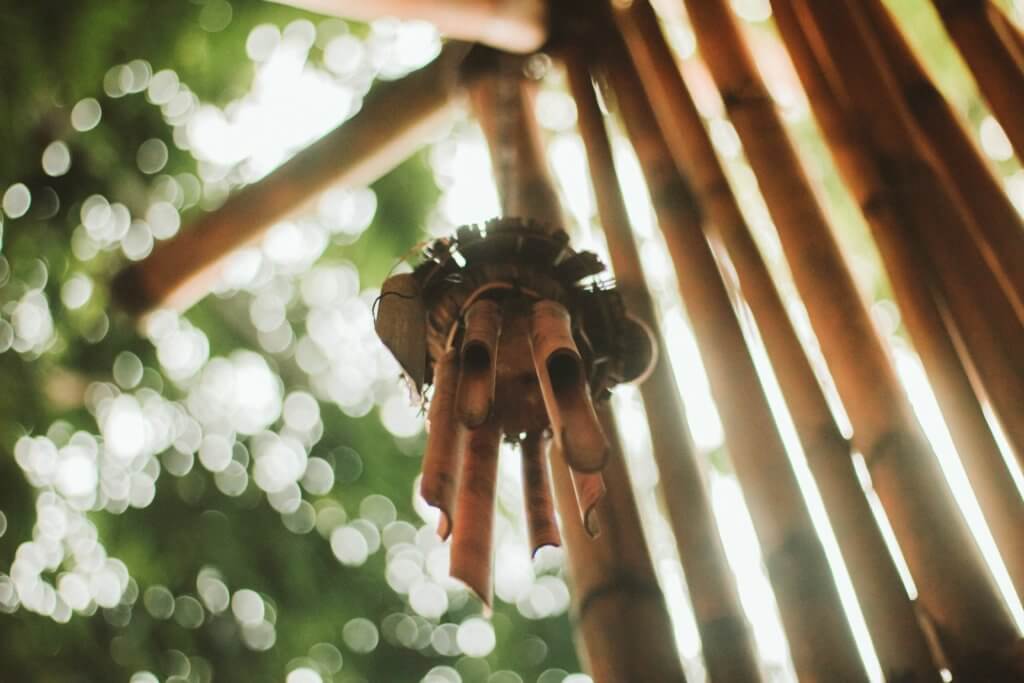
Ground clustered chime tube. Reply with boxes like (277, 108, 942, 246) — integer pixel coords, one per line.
(115, 0, 1024, 680)
(374, 223, 653, 604)
(373, 49, 655, 601)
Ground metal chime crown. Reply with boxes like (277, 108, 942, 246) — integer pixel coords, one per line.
(375, 217, 653, 605)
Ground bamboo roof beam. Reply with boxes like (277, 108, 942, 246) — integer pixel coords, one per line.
(567, 52, 763, 683)
(932, 0, 1024, 157)
(600, 30, 869, 681)
(769, 0, 1024, 676)
(682, 0, 1023, 676)
(113, 43, 469, 318)
(610, 2, 939, 679)
(552, 409, 687, 683)
(268, 0, 547, 54)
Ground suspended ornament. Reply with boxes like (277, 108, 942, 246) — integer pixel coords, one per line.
(375, 217, 654, 605)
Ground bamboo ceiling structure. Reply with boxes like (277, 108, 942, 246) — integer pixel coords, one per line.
(113, 0, 1024, 680)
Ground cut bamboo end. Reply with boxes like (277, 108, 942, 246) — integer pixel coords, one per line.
(570, 469, 605, 538)
(449, 416, 502, 607)
(528, 299, 608, 472)
(421, 349, 462, 540)
(456, 298, 503, 428)
(521, 431, 562, 555)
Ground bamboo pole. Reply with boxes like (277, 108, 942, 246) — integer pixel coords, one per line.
(609, 3, 940, 679)
(600, 37, 868, 681)
(932, 0, 1024, 156)
(862, 0, 1024, 312)
(856, 0, 1024, 596)
(767, 0, 1024, 675)
(113, 44, 467, 318)
(859, 0, 1024, 470)
(993, 2, 1024, 59)
(268, 0, 547, 54)
(567, 53, 764, 683)
(552, 407, 687, 683)
(791, 0, 1024, 590)
(682, 0, 1024, 675)
(468, 53, 563, 230)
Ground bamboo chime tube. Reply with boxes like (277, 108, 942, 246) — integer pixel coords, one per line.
(529, 300, 608, 472)
(422, 348, 462, 539)
(860, 0, 1024, 469)
(767, 0, 1024, 674)
(114, 44, 466, 317)
(610, 3, 940, 678)
(456, 298, 502, 428)
(520, 431, 561, 554)
(268, 0, 547, 53)
(552, 407, 687, 683)
(841, 0, 1024, 603)
(566, 53, 764, 683)
(860, 0, 1024, 306)
(601, 43, 869, 681)
(449, 416, 502, 606)
(932, 0, 1024, 156)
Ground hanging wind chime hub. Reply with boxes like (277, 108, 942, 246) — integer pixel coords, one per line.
(374, 217, 653, 605)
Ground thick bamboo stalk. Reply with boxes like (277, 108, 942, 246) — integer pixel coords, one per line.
(566, 53, 764, 683)
(857, 0, 1024, 597)
(456, 298, 502, 428)
(422, 348, 463, 539)
(114, 44, 466, 317)
(268, 0, 547, 53)
(866, 1, 1024, 312)
(602, 39, 868, 681)
(521, 431, 561, 555)
(468, 56, 563, 230)
(933, 0, 1024, 156)
(859, 0, 1024, 469)
(449, 415, 502, 607)
(790, 0, 1024, 602)
(552, 406, 687, 683)
(683, 0, 1024, 675)
(769, 0, 1024, 675)
(610, 3, 939, 678)
(529, 299, 608, 472)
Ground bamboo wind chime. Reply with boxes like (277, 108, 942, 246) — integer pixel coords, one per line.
(113, 0, 1024, 680)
